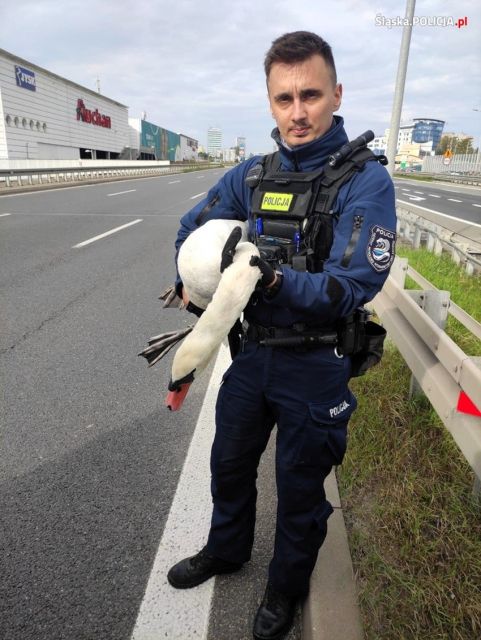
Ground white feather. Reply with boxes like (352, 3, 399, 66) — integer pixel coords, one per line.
(178, 219, 249, 310)
(172, 220, 260, 385)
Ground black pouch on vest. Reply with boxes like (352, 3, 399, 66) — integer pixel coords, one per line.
(349, 321, 387, 378)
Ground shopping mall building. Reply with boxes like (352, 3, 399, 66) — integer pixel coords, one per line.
(0, 48, 198, 162)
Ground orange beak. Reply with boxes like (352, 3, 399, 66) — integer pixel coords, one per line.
(165, 382, 192, 411)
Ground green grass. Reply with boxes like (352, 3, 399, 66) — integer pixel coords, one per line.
(338, 247, 481, 638)
(394, 173, 434, 182)
(338, 345, 481, 639)
(397, 246, 481, 356)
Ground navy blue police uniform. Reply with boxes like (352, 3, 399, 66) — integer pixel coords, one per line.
(174, 115, 397, 598)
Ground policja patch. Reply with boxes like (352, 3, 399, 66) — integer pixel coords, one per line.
(366, 225, 396, 272)
(261, 192, 294, 212)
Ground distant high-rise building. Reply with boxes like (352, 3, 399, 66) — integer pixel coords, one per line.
(384, 118, 445, 154)
(207, 126, 222, 157)
(412, 118, 445, 151)
(235, 136, 246, 160)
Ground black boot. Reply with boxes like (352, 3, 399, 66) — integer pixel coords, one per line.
(167, 547, 243, 589)
(253, 582, 297, 640)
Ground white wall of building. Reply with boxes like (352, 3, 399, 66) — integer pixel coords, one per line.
(180, 134, 198, 161)
(0, 49, 129, 160)
(0, 87, 7, 158)
(368, 135, 387, 153)
(383, 125, 413, 153)
(128, 118, 141, 157)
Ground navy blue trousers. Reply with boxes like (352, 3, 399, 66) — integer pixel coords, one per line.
(206, 340, 356, 597)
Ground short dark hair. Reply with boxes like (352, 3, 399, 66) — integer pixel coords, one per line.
(264, 31, 337, 85)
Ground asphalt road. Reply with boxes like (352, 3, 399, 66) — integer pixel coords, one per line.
(0, 170, 229, 640)
(1, 168, 478, 640)
(393, 178, 481, 226)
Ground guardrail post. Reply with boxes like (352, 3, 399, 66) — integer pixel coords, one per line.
(451, 246, 461, 265)
(402, 221, 411, 241)
(407, 289, 451, 398)
(426, 233, 435, 252)
(413, 225, 422, 249)
(465, 260, 474, 276)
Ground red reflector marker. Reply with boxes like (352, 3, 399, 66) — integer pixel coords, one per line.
(457, 392, 481, 417)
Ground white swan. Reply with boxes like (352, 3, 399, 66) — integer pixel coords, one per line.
(140, 219, 261, 411)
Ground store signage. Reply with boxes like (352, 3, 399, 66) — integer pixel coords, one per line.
(76, 99, 111, 128)
(15, 65, 36, 91)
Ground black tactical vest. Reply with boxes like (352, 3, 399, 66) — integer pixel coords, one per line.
(246, 133, 387, 273)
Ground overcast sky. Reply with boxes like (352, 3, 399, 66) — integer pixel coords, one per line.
(1, 0, 480, 153)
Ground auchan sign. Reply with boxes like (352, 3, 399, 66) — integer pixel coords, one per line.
(76, 99, 111, 128)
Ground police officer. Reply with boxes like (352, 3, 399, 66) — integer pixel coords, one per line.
(167, 31, 396, 640)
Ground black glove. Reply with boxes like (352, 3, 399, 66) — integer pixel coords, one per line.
(220, 226, 243, 273)
(249, 255, 276, 287)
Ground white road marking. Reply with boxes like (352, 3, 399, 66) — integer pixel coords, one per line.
(190, 192, 206, 200)
(107, 189, 137, 197)
(408, 196, 426, 201)
(428, 194, 441, 198)
(401, 188, 411, 192)
(168, 180, 181, 184)
(414, 191, 424, 194)
(196, 175, 205, 178)
(131, 344, 230, 640)
(72, 219, 143, 248)
(447, 198, 463, 203)
(396, 199, 481, 229)
(0, 213, 11, 217)
(473, 204, 481, 208)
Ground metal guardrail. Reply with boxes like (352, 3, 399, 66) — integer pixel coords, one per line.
(0, 162, 219, 189)
(396, 202, 481, 274)
(407, 265, 481, 340)
(423, 173, 480, 186)
(434, 174, 481, 186)
(395, 173, 481, 187)
(371, 257, 481, 492)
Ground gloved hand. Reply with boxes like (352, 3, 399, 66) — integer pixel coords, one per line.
(220, 226, 243, 273)
(249, 255, 276, 287)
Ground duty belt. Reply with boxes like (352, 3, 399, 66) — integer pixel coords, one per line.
(243, 322, 338, 349)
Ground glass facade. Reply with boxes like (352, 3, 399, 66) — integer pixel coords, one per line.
(412, 119, 445, 150)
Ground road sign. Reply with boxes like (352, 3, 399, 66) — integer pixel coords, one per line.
(443, 157, 451, 165)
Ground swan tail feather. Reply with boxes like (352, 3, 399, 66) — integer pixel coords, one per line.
(159, 284, 184, 309)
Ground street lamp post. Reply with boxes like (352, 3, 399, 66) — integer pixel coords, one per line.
(386, 0, 416, 177)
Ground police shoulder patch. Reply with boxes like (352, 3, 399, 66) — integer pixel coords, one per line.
(366, 225, 396, 272)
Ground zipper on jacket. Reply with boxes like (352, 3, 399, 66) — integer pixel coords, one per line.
(341, 214, 364, 267)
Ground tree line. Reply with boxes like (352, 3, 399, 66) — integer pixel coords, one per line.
(435, 135, 477, 155)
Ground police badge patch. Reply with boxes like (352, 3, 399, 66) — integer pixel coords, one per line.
(366, 225, 396, 272)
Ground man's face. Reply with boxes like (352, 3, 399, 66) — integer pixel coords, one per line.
(267, 54, 342, 148)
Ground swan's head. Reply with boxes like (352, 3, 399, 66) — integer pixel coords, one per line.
(165, 370, 195, 411)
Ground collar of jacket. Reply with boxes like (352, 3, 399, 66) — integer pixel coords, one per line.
(271, 115, 349, 172)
